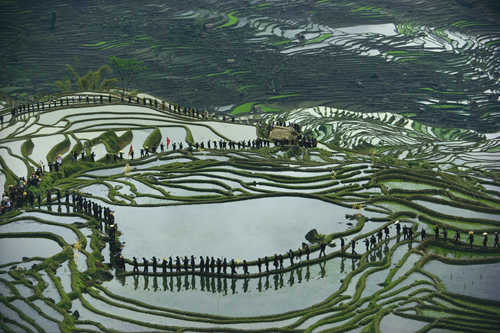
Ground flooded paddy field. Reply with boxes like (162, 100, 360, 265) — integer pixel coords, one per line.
(1, 99, 499, 332)
(1, 0, 500, 331)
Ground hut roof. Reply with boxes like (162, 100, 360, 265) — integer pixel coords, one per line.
(269, 126, 299, 141)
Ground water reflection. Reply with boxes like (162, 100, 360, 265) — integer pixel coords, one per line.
(115, 263, 346, 295)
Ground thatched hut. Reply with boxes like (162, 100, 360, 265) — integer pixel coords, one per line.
(269, 126, 299, 141)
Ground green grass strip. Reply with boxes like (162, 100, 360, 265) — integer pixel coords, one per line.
(231, 102, 255, 115)
(307, 33, 332, 44)
(81, 41, 109, 47)
(217, 11, 238, 29)
(100, 42, 132, 50)
(267, 94, 301, 99)
(352, 6, 368, 12)
(3, 10, 31, 14)
(420, 88, 464, 94)
(207, 69, 233, 77)
(260, 105, 281, 112)
(230, 71, 249, 75)
(428, 104, 463, 109)
(486, 40, 500, 47)
(273, 40, 290, 46)
(143, 127, 162, 149)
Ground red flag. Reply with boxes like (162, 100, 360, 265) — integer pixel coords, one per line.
(166, 137, 171, 149)
(128, 144, 133, 155)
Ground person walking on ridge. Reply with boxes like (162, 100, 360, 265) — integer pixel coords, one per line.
(467, 231, 474, 248)
(493, 232, 499, 248)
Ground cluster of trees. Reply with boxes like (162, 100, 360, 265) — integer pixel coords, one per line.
(54, 56, 146, 94)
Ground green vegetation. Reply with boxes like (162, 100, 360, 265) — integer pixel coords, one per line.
(82, 41, 109, 47)
(207, 69, 233, 77)
(267, 94, 301, 100)
(231, 102, 255, 115)
(143, 127, 162, 149)
(237, 85, 258, 91)
(56, 58, 119, 92)
(107, 56, 147, 94)
(21, 138, 34, 157)
(46, 135, 70, 163)
(307, 33, 332, 44)
(260, 104, 282, 112)
(429, 104, 463, 109)
(420, 88, 465, 94)
(217, 11, 238, 28)
(273, 40, 291, 46)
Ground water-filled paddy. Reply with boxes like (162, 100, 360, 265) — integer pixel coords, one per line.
(0, 147, 28, 178)
(423, 261, 500, 301)
(18, 211, 87, 224)
(70, 298, 152, 332)
(412, 200, 500, 221)
(0, 302, 38, 332)
(0, 220, 79, 245)
(0, 121, 25, 138)
(29, 134, 65, 165)
(102, 196, 386, 259)
(379, 313, 428, 333)
(0, 238, 62, 265)
(10, 299, 61, 332)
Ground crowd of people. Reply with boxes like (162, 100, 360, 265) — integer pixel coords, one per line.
(1, 177, 40, 215)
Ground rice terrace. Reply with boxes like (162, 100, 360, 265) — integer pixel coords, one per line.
(1, 0, 500, 332)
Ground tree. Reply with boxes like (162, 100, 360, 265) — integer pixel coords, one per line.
(66, 64, 118, 91)
(50, 11, 57, 29)
(107, 56, 147, 94)
(54, 79, 71, 92)
(55, 58, 119, 92)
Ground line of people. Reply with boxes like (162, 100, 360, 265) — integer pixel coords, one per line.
(131, 135, 320, 160)
(132, 138, 274, 160)
(413, 224, 500, 249)
(450, 229, 499, 249)
(127, 245, 317, 276)
(121, 264, 323, 294)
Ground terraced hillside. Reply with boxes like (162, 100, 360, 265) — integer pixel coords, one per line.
(1, 0, 500, 132)
(0, 96, 499, 332)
